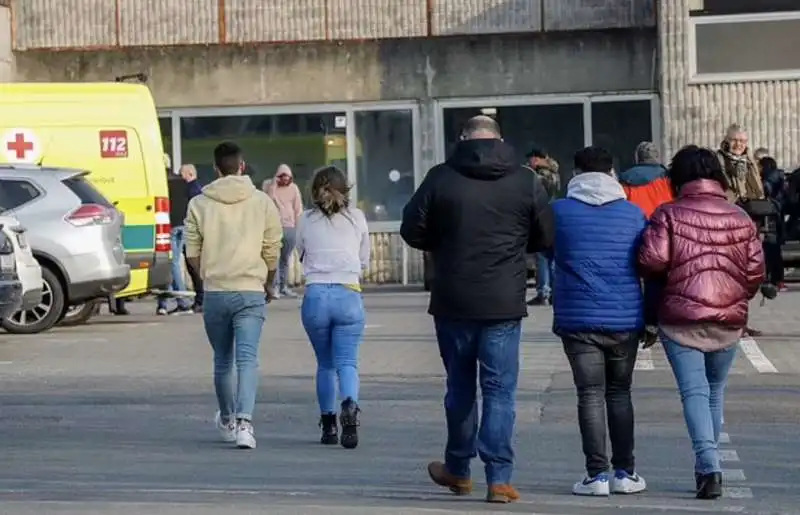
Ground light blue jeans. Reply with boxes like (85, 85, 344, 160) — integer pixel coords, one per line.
(203, 291, 266, 422)
(157, 226, 191, 310)
(301, 284, 365, 414)
(661, 333, 737, 475)
(536, 252, 555, 297)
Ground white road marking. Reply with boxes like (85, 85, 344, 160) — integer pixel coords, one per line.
(723, 487, 753, 499)
(634, 348, 654, 370)
(738, 337, 778, 373)
(723, 469, 747, 481)
(720, 449, 740, 462)
(364, 324, 382, 329)
(719, 432, 731, 444)
(0, 361, 12, 365)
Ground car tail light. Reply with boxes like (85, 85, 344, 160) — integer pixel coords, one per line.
(155, 196, 171, 253)
(66, 204, 115, 227)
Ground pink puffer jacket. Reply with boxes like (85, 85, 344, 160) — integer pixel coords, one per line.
(638, 179, 765, 328)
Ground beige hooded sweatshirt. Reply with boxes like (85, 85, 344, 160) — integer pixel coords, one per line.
(185, 175, 283, 292)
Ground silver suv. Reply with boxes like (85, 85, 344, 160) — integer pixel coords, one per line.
(0, 166, 130, 334)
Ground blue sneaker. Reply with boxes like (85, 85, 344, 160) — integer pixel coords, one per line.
(612, 470, 647, 494)
(572, 472, 610, 496)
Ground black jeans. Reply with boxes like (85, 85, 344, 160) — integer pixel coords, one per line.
(562, 334, 639, 477)
(183, 248, 204, 306)
(763, 241, 784, 285)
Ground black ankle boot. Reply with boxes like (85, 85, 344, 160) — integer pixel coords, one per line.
(319, 413, 338, 445)
(339, 398, 360, 449)
(696, 472, 722, 499)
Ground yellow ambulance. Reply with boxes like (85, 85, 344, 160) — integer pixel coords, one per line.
(0, 82, 171, 299)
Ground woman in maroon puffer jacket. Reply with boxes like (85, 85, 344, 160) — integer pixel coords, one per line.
(638, 145, 765, 500)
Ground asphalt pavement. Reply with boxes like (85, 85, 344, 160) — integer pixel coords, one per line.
(0, 288, 799, 515)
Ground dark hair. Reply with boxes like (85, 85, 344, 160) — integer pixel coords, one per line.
(525, 147, 548, 160)
(759, 156, 778, 172)
(668, 145, 727, 191)
(573, 146, 613, 174)
(213, 142, 243, 176)
(310, 166, 350, 217)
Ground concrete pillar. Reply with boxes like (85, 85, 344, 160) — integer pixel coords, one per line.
(0, 4, 13, 81)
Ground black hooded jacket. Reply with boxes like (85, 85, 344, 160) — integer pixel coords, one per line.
(401, 139, 554, 320)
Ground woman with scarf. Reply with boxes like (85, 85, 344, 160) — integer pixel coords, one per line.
(717, 124, 764, 202)
(717, 124, 766, 337)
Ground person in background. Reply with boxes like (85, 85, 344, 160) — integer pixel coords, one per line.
(552, 146, 648, 497)
(618, 142, 674, 219)
(717, 124, 764, 202)
(157, 164, 200, 315)
(639, 146, 764, 500)
(401, 115, 554, 504)
(524, 148, 560, 306)
(753, 147, 770, 165)
(182, 166, 205, 312)
(759, 156, 787, 291)
(185, 142, 283, 450)
(297, 166, 370, 450)
(265, 164, 303, 298)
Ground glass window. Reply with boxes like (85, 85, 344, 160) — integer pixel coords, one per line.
(0, 179, 41, 211)
(442, 104, 584, 195)
(591, 100, 653, 174)
(355, 110, 415, 221)
(694, 16, 800, 77)
(158, 117, 172, 171)
(179, 112, 347, 204)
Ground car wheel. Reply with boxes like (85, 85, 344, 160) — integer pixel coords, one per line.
(59, 300, 101, 327)
(1, 267, 66, 334)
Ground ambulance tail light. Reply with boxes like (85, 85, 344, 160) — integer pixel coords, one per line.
(66, 204, 115, 227)
(155, 196, 171, 253)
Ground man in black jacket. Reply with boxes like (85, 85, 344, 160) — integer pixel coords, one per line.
(400, 115, 554, 504)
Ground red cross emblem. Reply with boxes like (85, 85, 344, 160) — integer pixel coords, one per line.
(6, 133, 34, 160)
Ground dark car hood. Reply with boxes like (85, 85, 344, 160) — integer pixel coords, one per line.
(446, 139, 519, 181)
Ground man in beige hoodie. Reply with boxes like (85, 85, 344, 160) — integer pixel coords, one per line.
(185, 141, 283, 450)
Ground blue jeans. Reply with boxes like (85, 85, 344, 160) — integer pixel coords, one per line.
(157, 226, 191, 310)
(661, 334, 737, 475)
(301, 284, 365, 413)
(203, 291, 266, 422)
(536, 252, 554, 297)
(434, 317, 521, 486)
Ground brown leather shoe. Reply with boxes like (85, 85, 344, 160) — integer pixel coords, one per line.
(486, 484, 520, 503)
(427, 461, 472, 495)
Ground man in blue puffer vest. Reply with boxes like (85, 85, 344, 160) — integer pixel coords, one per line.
(551, 146, 647, 498)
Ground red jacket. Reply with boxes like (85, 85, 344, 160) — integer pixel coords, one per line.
(638, 179, 765, 328)
(618, 163, 674, 218)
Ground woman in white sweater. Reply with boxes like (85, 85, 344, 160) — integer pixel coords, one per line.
(296, 166, 371, 449)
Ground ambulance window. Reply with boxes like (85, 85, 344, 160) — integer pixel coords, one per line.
(62, 176, 114, 208)
(0, 179, 41, 212)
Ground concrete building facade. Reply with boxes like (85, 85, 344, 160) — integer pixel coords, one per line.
(9, 0, 795, 284)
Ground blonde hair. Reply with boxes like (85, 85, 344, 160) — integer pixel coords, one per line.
(310, 166, 350, 217)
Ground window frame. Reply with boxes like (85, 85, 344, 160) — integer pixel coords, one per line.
(0, 178, 43, 212)
(687, 11, 800, 84)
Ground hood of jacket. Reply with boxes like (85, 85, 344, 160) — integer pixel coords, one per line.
(567, 172, 627, 206)
(618, 163, 668, 186)
(202, 175, 257, 205)
(446, 139, 518, 181)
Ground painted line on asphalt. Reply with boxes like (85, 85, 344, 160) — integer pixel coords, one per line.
(364, 324, 383, 329)
(723, 469, 747, 481)
(0, 361, 12, 365)
(634, 348, 654, 370)
(720, 449, 740, 462)
(738, 337, 779, 373)
(723, 487, 753, 499)
(719, 432, 731, 444)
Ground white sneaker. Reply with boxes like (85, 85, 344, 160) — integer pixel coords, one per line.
(612, 470, 647, 494)
(572, 472, 610, 496)
(214, 411, 236, 443)
(236, 420, 257, 449)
